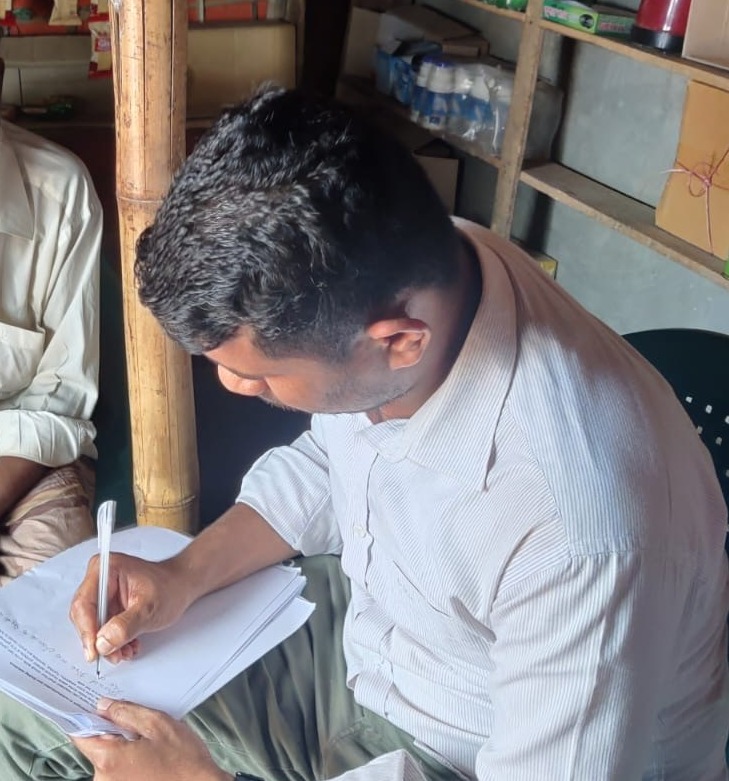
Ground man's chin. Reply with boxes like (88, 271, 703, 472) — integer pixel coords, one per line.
(257, 395, 304, 414)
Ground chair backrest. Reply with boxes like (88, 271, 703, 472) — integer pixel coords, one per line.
(623, 328, 729, 514)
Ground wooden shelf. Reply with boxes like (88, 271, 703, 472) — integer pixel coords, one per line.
(539, 20, 729, 91)
(337, 75, 502, 169)
(456, 0, 526, 23)
(520, 162, 729, 289)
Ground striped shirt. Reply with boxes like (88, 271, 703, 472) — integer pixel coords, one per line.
(238, 219, 729, 780)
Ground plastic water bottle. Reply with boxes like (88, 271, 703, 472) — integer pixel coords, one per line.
(447, 66, 475, 138)
(490, 74, 515, 156)
(418, 58, 454, 132)
(468, 71, 495, 150)
(410, 58, 434, 124)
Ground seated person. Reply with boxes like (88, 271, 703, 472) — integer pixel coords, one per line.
(0, 110, 102, 585)
(2, 87, 727, 781)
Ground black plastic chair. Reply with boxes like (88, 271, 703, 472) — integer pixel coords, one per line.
(624, 328, 729, 763)
(623, 328, 729, 521)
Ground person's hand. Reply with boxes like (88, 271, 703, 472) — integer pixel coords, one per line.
(69, 552, 193, 665)
(71, 698, 230, 781)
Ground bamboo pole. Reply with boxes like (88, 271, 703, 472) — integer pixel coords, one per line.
(110, 0, 199, 532)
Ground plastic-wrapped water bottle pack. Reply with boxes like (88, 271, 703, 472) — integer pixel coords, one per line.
(377, 49, 562, 161)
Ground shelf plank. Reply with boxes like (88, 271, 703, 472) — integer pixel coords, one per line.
(539, 19, 729, 90)
(337, 75, 502, 169)
(520, 162, 729, 289)
(456, 0, 526, 23)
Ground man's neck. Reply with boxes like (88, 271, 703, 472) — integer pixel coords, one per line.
(373, 237, 483, 422)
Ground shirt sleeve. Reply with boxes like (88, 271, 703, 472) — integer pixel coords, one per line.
(325, 750, 428, 781)
(236, 414, 342, 555)
(0, 174, 102, 467)
(475, 550, 697, 780)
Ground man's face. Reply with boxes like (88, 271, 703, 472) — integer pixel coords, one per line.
(204, 327, 414, 416)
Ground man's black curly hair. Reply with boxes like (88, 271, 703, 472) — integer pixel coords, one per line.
(135, 85, 460, 361)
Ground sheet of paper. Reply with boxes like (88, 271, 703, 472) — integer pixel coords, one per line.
(0, 526, 315, 735)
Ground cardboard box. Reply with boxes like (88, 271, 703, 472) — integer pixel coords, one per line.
(414, 139, 459, 214)
(683, 0, 729, 73)
(341, 7, 381, 78)
(377, 4, 475, 48)
(0, 35, 114, 116)
(187, 22, 296, 117)
(384, 120, 459, 213)
(0, 24, 296, 119)
(656, 81, 729, 260)
(542, 0, 634, 36)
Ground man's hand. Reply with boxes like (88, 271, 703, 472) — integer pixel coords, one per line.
(69, 552, 194, 665)
(72, 699, 230, 781)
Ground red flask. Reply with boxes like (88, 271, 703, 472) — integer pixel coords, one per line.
(631, 0, 693, 53)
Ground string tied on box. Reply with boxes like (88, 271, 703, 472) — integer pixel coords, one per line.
(665, 146, 729, 256)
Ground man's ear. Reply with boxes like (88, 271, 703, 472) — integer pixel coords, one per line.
(366, 318, 431, 371)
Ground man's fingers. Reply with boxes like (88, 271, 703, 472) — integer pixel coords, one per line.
(96, 698, 169, 740)
(96, 609, 145, 658)
(69, 555, 100, 662)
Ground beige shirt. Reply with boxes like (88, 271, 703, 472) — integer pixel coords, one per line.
(0, 121, 101, 467)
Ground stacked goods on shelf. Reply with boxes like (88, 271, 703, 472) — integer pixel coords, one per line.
(384, 54, 561, 159)
(370, 4, 561, 160)
(542, 0, 634, 36)
(482, 0, 528, 10)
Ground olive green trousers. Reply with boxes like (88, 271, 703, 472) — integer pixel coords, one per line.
(0, 555, 455, 781)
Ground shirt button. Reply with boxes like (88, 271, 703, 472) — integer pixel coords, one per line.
(352, 524, 367, 538)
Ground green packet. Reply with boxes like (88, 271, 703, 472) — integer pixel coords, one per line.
(542, 0, 635, 36)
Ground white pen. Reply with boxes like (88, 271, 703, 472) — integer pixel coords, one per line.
(95, 500, 117, 678)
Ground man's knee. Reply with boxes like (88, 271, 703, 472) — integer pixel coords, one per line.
(0, 460, 95, 584)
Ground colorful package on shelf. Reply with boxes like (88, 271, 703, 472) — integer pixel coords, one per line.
(49, 0, 81, 25)
(187, 0, 275, 23)
(542, 0, 635, 36)
(3, 0, 91, 34)
(483, 0, 528, 10)
(656, 81, 729, 260)
(1, 0, 13, 28)
(88, 16, 111, 78)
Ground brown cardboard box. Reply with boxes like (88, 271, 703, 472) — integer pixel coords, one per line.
(341, 7, 381, 78)
(414, 140, 459, 214)
(683, 0, 729, 72)
(376, 4, 475, 48)
(0, 35, 114, 117)
(0, 25, 296, 119)
(187, 22, 296, 117)
(379, 118, 459, 213)
(656, 81, 729, 260)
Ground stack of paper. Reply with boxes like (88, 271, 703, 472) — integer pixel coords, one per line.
(0, 525, 315, 737)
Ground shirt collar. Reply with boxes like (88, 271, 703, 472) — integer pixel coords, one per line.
(359, 218, 518, 490)
(0, 121, 35, 240)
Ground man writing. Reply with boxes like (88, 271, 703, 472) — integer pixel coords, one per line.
(0, 86, 725, 780)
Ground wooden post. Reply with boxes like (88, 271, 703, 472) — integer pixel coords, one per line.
(490, 0, 546, 238)
(110, 0, 199, 532)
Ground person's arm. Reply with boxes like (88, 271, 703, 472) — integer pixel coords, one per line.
(0, 456, 48, 518)
(72, 422, 338, 662)
(474, 550, 691, 779)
